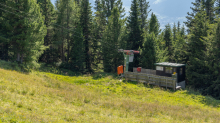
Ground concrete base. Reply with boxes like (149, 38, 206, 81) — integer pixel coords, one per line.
(176, 81, 185, 89)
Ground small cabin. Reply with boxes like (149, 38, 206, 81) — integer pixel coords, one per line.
(154, 62, 185, 83)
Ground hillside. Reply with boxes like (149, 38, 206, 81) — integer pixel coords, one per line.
(0, 66, 220, 122)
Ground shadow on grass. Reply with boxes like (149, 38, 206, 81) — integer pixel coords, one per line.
(38, 63, 83, 77)
(0, 60, 24, 73)
(0, 60, 82, 76)
(91, 72, 118, 80)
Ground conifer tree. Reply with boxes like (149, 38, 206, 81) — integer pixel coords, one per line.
(80, 0, 93, 72)
(155, 31, 169, 63)
(102, 7, 123, 72)
(186, 7, 211, 89)
(173, 23, 177, 41)
(173, 26, 188, 64)
(138, 0, 150, 31)
(37, 0, 57, 64)
(127, 0, 142, 70)
(149, 12, 160, 36)
(205, 19, 220, 99)
(0, 0, 47, 66)
(163, 23, 173, 62)
(103, 0, 125, 19)
(55, 0, 81, 66)
(0, 0, 8, 61)
(140, 32, 156, 69)
(69, 26, 84, 72)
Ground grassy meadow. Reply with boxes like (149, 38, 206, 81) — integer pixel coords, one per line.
(0, 60, 220, 122)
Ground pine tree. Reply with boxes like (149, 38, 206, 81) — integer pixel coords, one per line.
(185, 0, 215, 33)
(127, 0, 142, 70)
(140, 32, 156, 69)
(0, 0, 47, 66)
(205, 18, 220, 99)
(204, 0, 215, 23)
(0, 0, 9, 61)
(173, 23, 177, 41)
(186, 7, 211, 89)
(37, 0, 57, 64)
(173, 27, 188, 64)
(102, 7, 123, 72)
(69, 26, 84, 72)
(103, 0, 125, 19)
(149, 12, 160, 36)
(54, 0, 81, 67)
(177, 21, 181, 33)
(80, 0, 93, 72)
(138, 0, 150, 31)
(163, 23, 173, 62)
(155, 31, 169, 63)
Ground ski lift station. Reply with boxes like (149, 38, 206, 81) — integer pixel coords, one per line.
(118, 49, 186, 90)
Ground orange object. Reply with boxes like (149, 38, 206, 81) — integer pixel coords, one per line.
(117, 65, 124, 75)
(137, 67, 141, 72)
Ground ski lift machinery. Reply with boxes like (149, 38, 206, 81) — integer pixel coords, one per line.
(117, 49, 140, 77)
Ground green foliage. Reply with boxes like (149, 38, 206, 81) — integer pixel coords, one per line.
(102, 7, 123, 72)
(163, 23, 173, 62)
(138, 0, 150, 31)
(80, 0, 93, 72)
(0, 0, 47, 67)
(69, 26, 84, 72)
(149, 12, 160, 36)
(186, 7, 211, 89)
(37, 0, 57, 64)
(127, 0, 143, 70)
(140, 33, 156, 69)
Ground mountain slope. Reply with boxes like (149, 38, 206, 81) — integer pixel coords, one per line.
(0, 67, 220, 122)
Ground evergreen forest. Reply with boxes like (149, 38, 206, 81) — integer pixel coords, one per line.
(1, 0, 220, 100)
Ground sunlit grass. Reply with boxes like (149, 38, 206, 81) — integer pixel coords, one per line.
(0, 63, 220, 122)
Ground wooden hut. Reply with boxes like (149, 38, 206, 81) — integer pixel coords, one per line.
(154, 62, 186, 88)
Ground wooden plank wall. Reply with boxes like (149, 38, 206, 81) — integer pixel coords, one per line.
(124, 72, 177, 90)
(133, 68, 156, 75)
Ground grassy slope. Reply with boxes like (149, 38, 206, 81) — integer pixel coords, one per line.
(0, 62, 220, 122)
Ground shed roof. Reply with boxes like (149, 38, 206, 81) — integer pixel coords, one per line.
(154, 62, 185, 67)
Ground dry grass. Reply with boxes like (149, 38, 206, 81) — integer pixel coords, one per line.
(0, 68, 220, 122)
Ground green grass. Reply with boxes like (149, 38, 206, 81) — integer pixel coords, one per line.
(0, 60, 220, 122)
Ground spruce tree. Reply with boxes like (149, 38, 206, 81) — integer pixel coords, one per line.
(0, 0, 8, 61)
(54, 0, 81, 67)
(37, 0, 57, 64)
(173, 27, 188, 64)
(155, 31, 169, 63)
(102, 7, 123, 72)
(140, 32, 156, 69)
(138, 0, 150, 31)
(69, 26, 84, 72)
(149, 12, 160, 36)
(80, 0, 93, 72)
(163, 23, 173, 62)
(186, 7, 211, 89)
(205, 19, 220, 99)
(0, 0, 47, 66)
(127, 0, 142, 70)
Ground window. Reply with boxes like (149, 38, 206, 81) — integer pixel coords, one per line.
(156, 66, 163, 71)
(165, 67, 172, 74)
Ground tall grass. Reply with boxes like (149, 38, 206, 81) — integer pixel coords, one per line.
(0, 61, 220, 122)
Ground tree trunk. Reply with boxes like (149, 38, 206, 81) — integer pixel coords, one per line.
(17, 53, 20, 62)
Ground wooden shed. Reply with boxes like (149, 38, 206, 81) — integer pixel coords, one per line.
(154, 62, 185, 83)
